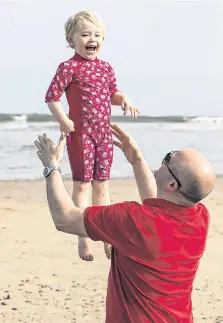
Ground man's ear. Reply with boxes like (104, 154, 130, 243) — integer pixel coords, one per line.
(168, 181, 178, 192)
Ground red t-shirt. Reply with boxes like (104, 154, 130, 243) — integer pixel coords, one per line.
(84, 198, 209, 323)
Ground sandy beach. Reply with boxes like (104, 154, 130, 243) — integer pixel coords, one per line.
(0, 177, 223, 323)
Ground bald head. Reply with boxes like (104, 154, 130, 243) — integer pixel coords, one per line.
(171, 148, 216, 203)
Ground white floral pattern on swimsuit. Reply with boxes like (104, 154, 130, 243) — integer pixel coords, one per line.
(45, 52, 118, 134)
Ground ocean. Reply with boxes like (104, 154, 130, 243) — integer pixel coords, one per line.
(0, 114, 223, 181)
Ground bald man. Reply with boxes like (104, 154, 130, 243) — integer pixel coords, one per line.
(154, 149, 215, 205)
(34, 125, 215, 323)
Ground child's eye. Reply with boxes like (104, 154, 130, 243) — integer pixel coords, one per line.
(82, 34, 89, 37)
(95, 34, 101, 38)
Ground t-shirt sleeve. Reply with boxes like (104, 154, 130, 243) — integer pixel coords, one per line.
(45, 62, 73, 102)
(109, 65, 119, 96)
(84, 201, 157, 254)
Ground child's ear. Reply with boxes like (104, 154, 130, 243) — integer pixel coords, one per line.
(66, 36, 74, 48)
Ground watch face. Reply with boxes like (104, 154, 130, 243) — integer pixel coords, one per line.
(43, 168, 49, 177)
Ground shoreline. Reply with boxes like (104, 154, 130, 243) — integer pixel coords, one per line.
(0, 173, 223, 183)
(0, 176, 134, 183)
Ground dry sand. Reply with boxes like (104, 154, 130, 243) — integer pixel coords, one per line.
(0, 178, 223, 323)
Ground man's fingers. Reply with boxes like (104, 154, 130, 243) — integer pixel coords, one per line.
(36, 151, 43, 160)
(43, 133, 55, 146)
(34, 140, 43, 151)
(111, 124, 129, 139)
(60, 132, 66, 140)
(58, 132, 66, 150)
(38, 135, 47, 149)
(111, 128, 121, 140)
(113, 140, 123, 150)
(110, 124, 120, 132)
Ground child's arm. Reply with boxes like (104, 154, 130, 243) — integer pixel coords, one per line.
(47, 102, 74, 136)
(109, 65, 139, 119)
(45, 63, 75, 136)
(111, 91, 140, 119)
(111, 91, 124, 105)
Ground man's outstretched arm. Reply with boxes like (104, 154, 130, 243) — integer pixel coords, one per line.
(34, 133, 88, 236)
(111, 124, 157, 202)
(132, 158, 156, 202)
(46, 170, 87, 236)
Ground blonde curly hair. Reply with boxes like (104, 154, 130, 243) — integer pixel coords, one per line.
(65, 11, 105, 48)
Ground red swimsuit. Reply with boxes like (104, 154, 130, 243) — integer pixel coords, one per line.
(45, 53, 119, 181)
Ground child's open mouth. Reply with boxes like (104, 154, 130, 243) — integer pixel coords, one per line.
(85, 45, 97, 52)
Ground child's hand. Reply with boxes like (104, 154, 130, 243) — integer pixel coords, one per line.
(60, 119, 75, 136)
(121, 96, 140, 119)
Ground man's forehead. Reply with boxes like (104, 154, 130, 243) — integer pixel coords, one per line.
(171, 150, 192, 169)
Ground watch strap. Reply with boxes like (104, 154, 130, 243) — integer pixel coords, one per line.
(43, 165, 61, 178)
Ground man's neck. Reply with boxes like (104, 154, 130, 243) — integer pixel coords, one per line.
(157, 192, 196, 208)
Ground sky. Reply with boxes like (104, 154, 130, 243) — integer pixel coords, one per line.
(0, 0, 222, 116)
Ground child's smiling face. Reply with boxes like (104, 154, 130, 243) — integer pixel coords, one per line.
(70, 20, 104, 60)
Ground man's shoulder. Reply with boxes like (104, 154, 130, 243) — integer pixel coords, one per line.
(197, 202, 210, 219)
(112, 201, 157, 220)
(87, 200, 143, 212)
(85, 201, 146, 219)
(197, 202, 207, 209)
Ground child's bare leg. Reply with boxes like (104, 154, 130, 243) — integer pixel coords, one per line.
(72, 181, 93, 261)
(92, 179, 112, 259)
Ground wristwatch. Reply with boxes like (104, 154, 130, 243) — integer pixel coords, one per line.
(43, 165, 61, 178)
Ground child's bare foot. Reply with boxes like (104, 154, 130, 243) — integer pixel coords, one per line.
(78, 236, 94, 261)
(104, 242, 112, 259)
